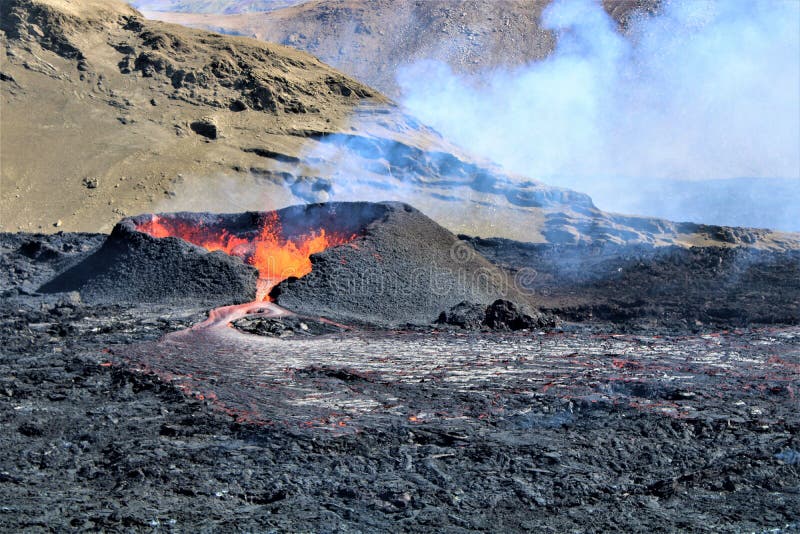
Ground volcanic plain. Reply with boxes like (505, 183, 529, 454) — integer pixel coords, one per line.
(1, 200, 799, 532)
(2, 1, 799, 532)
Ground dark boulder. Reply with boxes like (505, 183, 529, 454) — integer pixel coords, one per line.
(190, 118, 218, 139)
(436, 301, 485, 330)
(484, 299, 555, 330)
(437, 299, 556, 331)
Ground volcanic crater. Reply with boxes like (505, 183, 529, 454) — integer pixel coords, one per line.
(41, 201, 542, 326)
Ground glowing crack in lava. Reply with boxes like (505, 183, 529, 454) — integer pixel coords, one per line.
(136, 212, 355, 300)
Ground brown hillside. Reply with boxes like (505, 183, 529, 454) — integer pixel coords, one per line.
(1, 0, 796, 250)
(1, 0, 380, 232)
(141, 0, 659, 97)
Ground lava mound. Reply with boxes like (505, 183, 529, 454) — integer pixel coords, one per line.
(268, 203, 536, 326)
(41, 202, 536, 325)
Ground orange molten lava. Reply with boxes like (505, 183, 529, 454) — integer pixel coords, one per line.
(136, 213, 354, 300)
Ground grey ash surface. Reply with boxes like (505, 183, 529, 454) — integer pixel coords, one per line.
(1, 230, 799, 532)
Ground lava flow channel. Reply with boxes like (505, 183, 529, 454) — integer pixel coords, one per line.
(136, 212, 355, 300)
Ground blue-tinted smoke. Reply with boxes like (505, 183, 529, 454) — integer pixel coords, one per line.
(398, 0, 800, 230)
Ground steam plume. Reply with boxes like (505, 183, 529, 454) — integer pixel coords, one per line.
(397, 0, 800, 229)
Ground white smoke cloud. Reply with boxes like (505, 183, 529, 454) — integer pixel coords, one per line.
(397, 0, 800, 228)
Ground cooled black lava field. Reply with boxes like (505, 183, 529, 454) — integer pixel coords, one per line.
(1, 204, 799, 532)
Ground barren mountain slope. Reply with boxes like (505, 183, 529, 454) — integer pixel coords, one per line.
(0, 0, 383, 232)
(141, 0, 658, 96)
(132, 0, 305, 14)
(1, 0, 796, 250)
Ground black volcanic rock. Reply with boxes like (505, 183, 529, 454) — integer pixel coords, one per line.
(270, 202, 538, 326)
(436, 301, 486, 330)
(436, 299, 556, 331)
(483, 299, 554, 330)
(39, 218, 259, 306)
(233, 315, 345, 337)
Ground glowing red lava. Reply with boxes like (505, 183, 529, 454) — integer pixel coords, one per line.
(136, 212, 354, 300)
